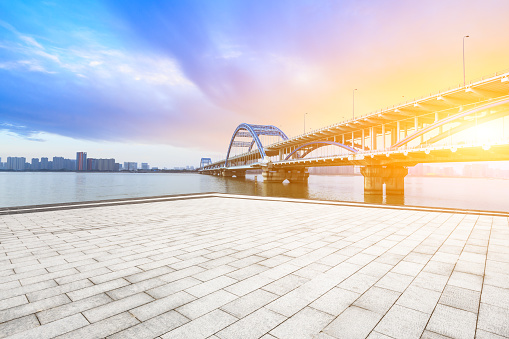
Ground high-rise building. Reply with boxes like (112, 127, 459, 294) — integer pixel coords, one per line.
(141, 163, 149, 170)
(53, 157, 65, 170)
(123, 162, 138, 171)
(6, 157, 26, 171)
(40, 157, 49, 170)
(31, 158, 40, 170)
(63, 159, 76, 171)
(76, 152, 87, 171)
(87, 158, 96, 171)
(96, 159, 115, 171)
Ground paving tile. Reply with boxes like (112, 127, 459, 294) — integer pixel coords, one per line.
(322, 306, 382, 339)
(162, 309, 237, 339)
(412, 271, 449, 292)
(217, 307, 287, 339)
(7, 313, 89, 339)
(67, 278, 130, 301)
(484, 271, 509, 289)
(447, 271, 483, 292)
(420, 330, 451, 338)
(422, 260, 455, 276)
(176, 289, 238, 319)
(475, 329, 508, 339)
(439, 285, 480, 313)
(374, 272, 414, 292)
(375, 304, 429, 339)
(310, 287, 360, 316)
(193, 265, 237, 282)
(353, 286, 401, 314)
(129, 290, 196, 321)
(184, 275, 237, 298)
(481, 284, 509, 310)
(108, 310, 189, 339)
(221, 289, 279, 319)
(479, 302, 509, 336)
(0, 295, 28, 311)
(426, 304, 477, 339)
(124, 266, 174, 283)
(338, 272, 379, 294)
(83, 292, 153, 323)
(37, 293, 113, 324)
(27, 279, 93, 302)
(269, 307, 334, 339)
(0, 314, 39, 339)
(224, 274, 273, 296)
(55, 312, 139, 339)
(396, 285, 441, 314)
(1, 280, 57, 300)
(0, 294, 71, 323)
(89, 266, 142, 285)
(146, 277, 202, 299)
(262, 274, 309, 296)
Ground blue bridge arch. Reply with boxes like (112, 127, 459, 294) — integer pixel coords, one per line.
(225, 123, 288, 167)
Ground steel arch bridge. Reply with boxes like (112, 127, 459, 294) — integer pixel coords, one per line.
(224, 123, 288, 167)
(200, 69, 509, 194)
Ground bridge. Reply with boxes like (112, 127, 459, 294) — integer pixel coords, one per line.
(199, 70, 509, 196)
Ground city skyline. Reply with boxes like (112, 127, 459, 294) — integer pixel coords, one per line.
(2, 1, 509, 168)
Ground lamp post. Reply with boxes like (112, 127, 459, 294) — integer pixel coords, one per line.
(304, 113, 308, 134)
(463, 35, 469, 86)
(353, 89, 357, 119)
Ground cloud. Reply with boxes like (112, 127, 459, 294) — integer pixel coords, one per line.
(2, 0, 509, 155)
(0, 123, 45, 141)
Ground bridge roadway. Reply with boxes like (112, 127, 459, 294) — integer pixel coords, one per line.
(200, 70, 509, 195)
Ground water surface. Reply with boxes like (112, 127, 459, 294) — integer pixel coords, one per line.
(1, 172, 508, 212)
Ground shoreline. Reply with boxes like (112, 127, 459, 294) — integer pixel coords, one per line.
(2, 193, 508, 217)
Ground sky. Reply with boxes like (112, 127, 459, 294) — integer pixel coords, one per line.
(1, 0, 509, 168)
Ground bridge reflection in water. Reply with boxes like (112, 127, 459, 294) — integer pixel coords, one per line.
(200, 70, 509, 197)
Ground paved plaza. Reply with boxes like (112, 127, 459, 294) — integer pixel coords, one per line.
(0, 194, 508, 339)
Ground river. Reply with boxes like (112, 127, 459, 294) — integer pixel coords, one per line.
(1, 172, 508, 212)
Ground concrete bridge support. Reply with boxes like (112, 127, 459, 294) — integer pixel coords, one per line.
(360, 166, 385, 195)
(384, 167, 408, 195)
(360, 165, 408, 195)
(262, 167, 309, 183)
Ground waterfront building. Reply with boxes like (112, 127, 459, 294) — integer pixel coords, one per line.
(6, 157, 26, 171)
(31, 158, 40, 170)
(76, 152, 87, 171)
(87, 158, 96, 171)
(52, 156, 65, 170)
(96, 158, 115, 171)
(63, 159, 76, 171)
(123, 162, 138, 171)
(141, 163, 149, 170)
(40, 157, 49, 170)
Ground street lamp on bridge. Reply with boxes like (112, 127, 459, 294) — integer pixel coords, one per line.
(353, 89, 358, 119)
(463, 35, 470, 86)
(304, 112, 308, 134)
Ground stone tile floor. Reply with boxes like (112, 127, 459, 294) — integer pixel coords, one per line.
(0, 194, 508, 338)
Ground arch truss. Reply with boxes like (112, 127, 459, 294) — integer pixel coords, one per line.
(284, 141, 358, 161)
(225, 123, 288, 167)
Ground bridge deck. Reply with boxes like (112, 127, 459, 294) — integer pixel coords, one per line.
(1, 194, 508, 338)
(202, 70, 509, 171)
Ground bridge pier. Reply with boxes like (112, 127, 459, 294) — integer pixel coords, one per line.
(262, 167, 309, 183)
(384, 166, 408, 195)
(232, 170, 246, 178)
(221, 170, 233, 177)
(360, 166, 384, 195)
(360, 165, 408, 195)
